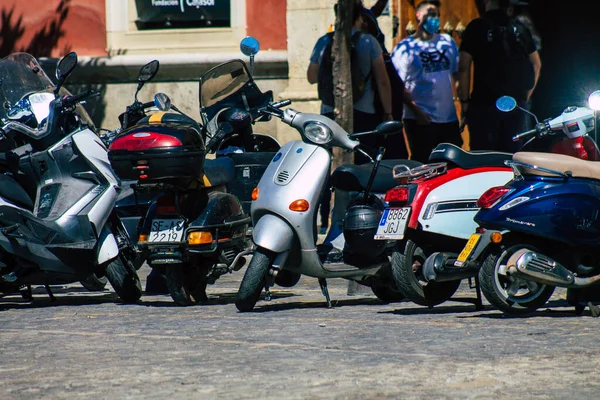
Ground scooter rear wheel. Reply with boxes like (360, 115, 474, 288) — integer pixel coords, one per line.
(236, 247, 274, 312)
(392, 240, 461, 307)
(479, 244, 555, 314)
(165, 264, 208, 306)
(105, 254, 143, 304)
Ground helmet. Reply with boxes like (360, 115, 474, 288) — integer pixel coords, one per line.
(342, 194, 386, 257)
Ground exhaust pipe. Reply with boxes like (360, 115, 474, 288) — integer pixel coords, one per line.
(422, 252, 479, 282)
(507, 250, 600, 288)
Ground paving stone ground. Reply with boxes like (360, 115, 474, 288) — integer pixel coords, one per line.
(1, 265, 599, 399)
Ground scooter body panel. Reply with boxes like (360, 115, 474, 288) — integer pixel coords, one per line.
(251, 140, 330, 251)
(417, 169, 513, 239)
(475, 176, 600, 247)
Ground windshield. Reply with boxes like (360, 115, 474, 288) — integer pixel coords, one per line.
(199, 60, 251, 109)
(0, 53, 55, 122)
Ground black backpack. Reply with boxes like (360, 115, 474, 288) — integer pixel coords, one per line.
(483, 18, 535, 97)
(317, 31, 372, 107)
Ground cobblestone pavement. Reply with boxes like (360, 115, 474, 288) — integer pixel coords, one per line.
(1, 265, 600, 400)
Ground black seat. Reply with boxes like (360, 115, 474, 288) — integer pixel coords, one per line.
(0, 174, 34, 210)
(428, 143, 512, 169)
(204, 157, 235, 187)
(331, 159, 422, 193)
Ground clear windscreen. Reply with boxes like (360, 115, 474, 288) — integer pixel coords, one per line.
(0, 53, 55, 122)
(199, 60, 251, 109)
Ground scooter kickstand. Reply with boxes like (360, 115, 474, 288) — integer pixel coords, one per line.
(474, 276, 484, 311)
(264, 286, 272, 301)
(45, 285, 56, 302)
(318, 278, 332, 308)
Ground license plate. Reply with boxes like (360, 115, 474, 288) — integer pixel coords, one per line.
(374, 207, 411, 240)
(457, 233, 481, 262)
(149, 219, 185, 243)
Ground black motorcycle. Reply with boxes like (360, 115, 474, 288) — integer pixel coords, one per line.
(108, 62, 250, 306)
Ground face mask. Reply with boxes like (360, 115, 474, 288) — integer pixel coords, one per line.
(423, 16, 440, 34)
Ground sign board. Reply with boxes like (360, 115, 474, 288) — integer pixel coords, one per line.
(135, 0, 231, 29)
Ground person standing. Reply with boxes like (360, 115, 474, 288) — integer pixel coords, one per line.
(390, 0, 462, 163)
(307, 2, 393, 233)
(458, 0, 541, 153)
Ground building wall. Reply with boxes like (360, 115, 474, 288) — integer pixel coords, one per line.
(0, 0, 107, 57)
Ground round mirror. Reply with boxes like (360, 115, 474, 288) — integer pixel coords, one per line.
(240, 36, 260, 57)
(153, 92, 171, 111)
(588, 90, 600, 111)
(496, 96, 517, 112)
(138, 60, 160, 83)
(56, 52, 78, 81)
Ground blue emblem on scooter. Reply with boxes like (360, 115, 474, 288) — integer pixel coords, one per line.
(296, 148, 303, 153)
(273, 152, 282, 162)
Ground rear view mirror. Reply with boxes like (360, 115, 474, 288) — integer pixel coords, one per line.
(54, 52, 78, 95)
(153, 93, 171, 111)
(496, 96, 517, 112)
(138, 60, 159, 84)
(375, 120, 403, 136)
(240, 36, 260, 57)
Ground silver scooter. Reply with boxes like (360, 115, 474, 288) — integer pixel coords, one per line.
(0, 52, 142, 303)
(235, 102, 406, 312)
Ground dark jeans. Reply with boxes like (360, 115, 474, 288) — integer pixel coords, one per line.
(353, 110, 381, 165)
(403, 119, 463, 163)
(467, 101, 528, 153)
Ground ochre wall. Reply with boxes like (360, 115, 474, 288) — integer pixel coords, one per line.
(0, 0, 107, 58)
(246, 0, 287, 50)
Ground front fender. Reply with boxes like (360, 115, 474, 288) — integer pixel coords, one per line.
(97, 225, 119, 265)
(252, 214, 294, 253)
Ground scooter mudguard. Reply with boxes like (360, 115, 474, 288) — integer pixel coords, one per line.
(252, 214, 294, 253)
(97, 225, 119, 265)
(475, 176, 600, 247)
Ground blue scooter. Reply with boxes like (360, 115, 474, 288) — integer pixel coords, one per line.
(455, 93, 600, 315)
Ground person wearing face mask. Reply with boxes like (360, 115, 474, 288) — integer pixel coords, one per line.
(390, 0, 462, 163)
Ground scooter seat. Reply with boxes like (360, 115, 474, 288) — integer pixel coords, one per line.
(0, 174, 34, 210)
(331, 159, 422, 192)
(429, 143, 512, 169)
(203, 157, 235, 187)
(514, 151, 600, 179)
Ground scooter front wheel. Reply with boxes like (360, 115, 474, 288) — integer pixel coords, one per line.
(236, 247, 275, 312)
(479, 244, 555, 314)
(105, 254, 143, 304)
(391, 240, 461, 307)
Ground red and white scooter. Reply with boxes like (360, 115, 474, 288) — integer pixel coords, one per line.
(376, 96, 600, 308)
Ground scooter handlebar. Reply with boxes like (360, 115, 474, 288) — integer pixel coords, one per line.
(512, 128, 538, 142)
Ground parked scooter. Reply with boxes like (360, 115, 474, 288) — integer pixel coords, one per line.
(431, 94, 600, 314)
(0, 52, 142, 303)
(460, 94, 600, 314)
(380, 95, 600, 309)
(108, 78, 251, 305)
(234, 101, 412, 312)
(200, 36, 281, 215)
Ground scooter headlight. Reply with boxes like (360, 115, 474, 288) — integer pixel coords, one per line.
(303, 122, 333, 145)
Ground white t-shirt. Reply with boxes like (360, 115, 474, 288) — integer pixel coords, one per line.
(391, 33, 459, 123)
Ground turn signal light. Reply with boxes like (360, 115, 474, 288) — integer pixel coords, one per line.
(476, 187, 511, 209)
(252, 187, 259, 201)
(385, 187, 409, 204)
(188, 231, 212, 245)
(491, 232, 503, 244)
(138, 234, 148, 243)
(289, 199, 309, 212)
